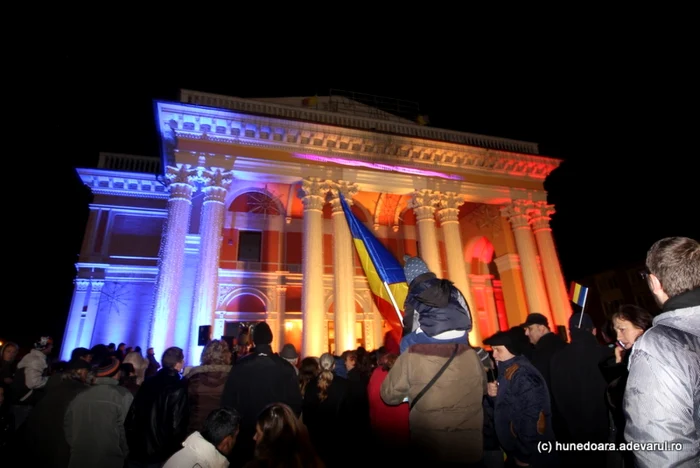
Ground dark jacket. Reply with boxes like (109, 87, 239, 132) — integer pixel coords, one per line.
(485, 355, 556, 466)
(125, 368, 189, 463)
(403, 273, 471, 337)
(220, 344, 302, 466)
(19, 376, 89, 468)
(550, 329, 611, 443)
(185, 364, 231, 434)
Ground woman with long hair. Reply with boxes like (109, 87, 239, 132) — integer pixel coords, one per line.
(301, 353, 353, 467)
(246, 403, 323, 468)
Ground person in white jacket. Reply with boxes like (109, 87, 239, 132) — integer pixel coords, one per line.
(164, 407, 241, 468)
(15, 336, 53, 403)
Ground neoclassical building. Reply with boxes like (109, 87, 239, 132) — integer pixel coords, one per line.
(62, 90, 572, 363)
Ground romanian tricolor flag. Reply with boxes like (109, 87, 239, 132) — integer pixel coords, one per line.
(339, 195, 408, 345)
(569, 282, 589, 308)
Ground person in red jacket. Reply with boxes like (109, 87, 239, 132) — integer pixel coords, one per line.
(367, 353, 410, 452)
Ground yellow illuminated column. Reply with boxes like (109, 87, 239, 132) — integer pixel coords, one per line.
(328, 180, 359, 354)
(150, 165, 196, 356)
(300, 177, 328, 358)
(501, 200, 553, 325)
(190, 168, 232, 362)
(409, 189, 442, 274)
(276, 284, 287, 353)
(530, 202, 572, 332)
(437, 192, 481, 346)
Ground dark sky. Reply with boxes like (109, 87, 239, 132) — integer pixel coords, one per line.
(10, 42, 696, 348)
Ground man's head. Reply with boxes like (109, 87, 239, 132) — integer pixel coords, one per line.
(569, 313, 596, 338)
(484, 330, 522, 362)
(280, 343, 298, 366)
(252, 322, 273, 347)
(521, 313, 551, 345)
(200, 407, 241, 456)
(162, 347, 185, 372)
(645, 237, 700, 307)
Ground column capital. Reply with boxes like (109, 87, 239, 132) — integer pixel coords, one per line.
(500, 199, 534, 229)
(494, 253, 521, 272)
(327, 180, 359, 212)
(75, 279, 90, 291)
(165, 165, 197, 201)
(529, 201, 555, 232)
(90, 280, 105, 293)
(299, 177, 328, 212)
(276, 286, 287, 295)
(409, 189, 440, 221)
(437, 192, 464, 224)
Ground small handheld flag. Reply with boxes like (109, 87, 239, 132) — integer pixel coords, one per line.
(569, 282, 589, 308)
(569, 282, 589, 328)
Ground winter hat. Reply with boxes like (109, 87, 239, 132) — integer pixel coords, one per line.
(483, 330, 523, 356)
(252, 322, 273, 345)
(95, 356, 121, 378)
(67, 358, 92, 371)
(280, 343, 298, 359)
(34, 336, 53, 350)
(569, 313, 595, 330)
(521, 313, 549, 328)
(403, 255, 431, 285)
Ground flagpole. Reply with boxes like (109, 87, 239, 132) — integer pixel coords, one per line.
(577, 288, 588, 328)
(383, 281, 404, 326)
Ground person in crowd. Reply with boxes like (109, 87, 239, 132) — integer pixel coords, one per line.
(125, 346, 189, 467)
(65, 356, 133, 468)
(624, 236, 700, 467)
(298, 357, 320, 398)
(185, 339, 233, 435)
(399, 255, 472, 352)
(13, 336, 53, 406)
(484, 329, 557, 467)
(123, 346, 148, 385)
(164, 407, 241, 468)
(549, 312, 612, 465)
(245, 403, 323, 468)
(221, 322, 302, 467)
(20, 357, 91, 468)
(301, 353, 352, 467)
(280, 344, 299, 374)
(367, 352, 409, 457)
(381, 266, 485, 468)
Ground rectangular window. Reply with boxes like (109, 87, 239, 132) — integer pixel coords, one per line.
(237, 231, 262, 262)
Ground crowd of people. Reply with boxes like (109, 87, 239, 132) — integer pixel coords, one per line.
(0, 236, 697, 468)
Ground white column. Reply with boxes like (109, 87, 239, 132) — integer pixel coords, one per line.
(409, 189, 442, 275)
(300, 177, 328, 358)
(501, 200, 553, 325)
(60, 279, 91, 360)
(82, 280, 104, 349)
(189, 168, 232, 362)
(328, 180, 359, 354)
(437, 192, 481, 346)
(276, 285, 287, 352)
(530, 202, 572, 332)
(149, 165, 196, 356)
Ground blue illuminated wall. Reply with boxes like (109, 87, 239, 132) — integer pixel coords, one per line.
(91, 282, 155, 350)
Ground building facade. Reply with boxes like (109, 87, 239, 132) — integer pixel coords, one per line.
(62, 90, 572, 363)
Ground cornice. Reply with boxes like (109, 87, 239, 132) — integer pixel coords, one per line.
(77, 168, 169, 199)
(179, 90, 540, 153)
(156, 101, 560, 181)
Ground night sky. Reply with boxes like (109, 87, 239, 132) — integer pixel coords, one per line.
(10, 45, 695, 349)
